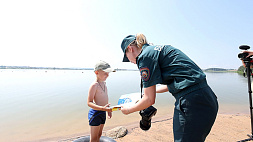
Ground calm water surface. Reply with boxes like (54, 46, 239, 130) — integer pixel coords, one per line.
(0, 69, 250, 141)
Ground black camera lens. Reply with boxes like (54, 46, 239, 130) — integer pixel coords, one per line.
(140, 119, 151, 130)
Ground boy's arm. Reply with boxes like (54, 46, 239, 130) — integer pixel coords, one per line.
(87, 83, 112, 112)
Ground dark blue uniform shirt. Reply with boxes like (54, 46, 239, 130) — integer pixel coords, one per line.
(137, 44, 206, 96)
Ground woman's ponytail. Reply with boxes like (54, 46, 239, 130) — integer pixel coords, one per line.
(136, 33, 147, 48)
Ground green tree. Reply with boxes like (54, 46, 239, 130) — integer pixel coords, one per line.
(237, 65, 245, 74)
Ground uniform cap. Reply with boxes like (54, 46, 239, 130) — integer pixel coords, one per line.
(121, 35, 136, 62)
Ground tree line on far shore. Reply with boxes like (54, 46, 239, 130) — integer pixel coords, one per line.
(204, 68, 237, 72)
(204, 66, 245, 74)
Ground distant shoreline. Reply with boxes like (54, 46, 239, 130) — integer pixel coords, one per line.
(0, 66, 138, 71)
(0, 66, 238, 72)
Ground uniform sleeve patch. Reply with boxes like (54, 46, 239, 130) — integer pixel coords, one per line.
(140, 67, 150, 81)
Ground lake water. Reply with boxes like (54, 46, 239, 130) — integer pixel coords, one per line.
(0, 69, 251, 141)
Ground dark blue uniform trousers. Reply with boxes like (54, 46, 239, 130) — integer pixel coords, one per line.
(173, 86, 218, 142)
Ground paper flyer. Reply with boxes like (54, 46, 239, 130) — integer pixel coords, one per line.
(109, 92, 141, 111)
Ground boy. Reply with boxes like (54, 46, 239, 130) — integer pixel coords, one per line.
(87, 60, 115, 142)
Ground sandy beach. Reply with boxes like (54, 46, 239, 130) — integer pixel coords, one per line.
(58, 113, 252, 142)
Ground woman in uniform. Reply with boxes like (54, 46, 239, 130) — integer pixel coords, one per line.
(120, 33, 218, 142)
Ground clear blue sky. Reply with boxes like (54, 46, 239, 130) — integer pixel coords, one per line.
(1, 0, 253, 69)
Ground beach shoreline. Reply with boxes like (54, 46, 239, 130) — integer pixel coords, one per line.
(48, 112, 252, 142)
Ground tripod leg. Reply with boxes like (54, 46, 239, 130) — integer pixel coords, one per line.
(246, 63, 253, 136)
(238, 62, 253, 142)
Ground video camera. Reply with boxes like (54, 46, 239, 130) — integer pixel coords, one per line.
(238, 45, 251, 61)
(238, 45, 253, 78)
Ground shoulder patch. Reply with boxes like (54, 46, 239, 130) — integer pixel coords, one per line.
(140, 67, 150, 81)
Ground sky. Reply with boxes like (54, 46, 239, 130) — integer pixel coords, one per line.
(0, 0, 253, 69)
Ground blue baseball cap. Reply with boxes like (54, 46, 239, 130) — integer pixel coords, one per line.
(121, 35, 136, 62)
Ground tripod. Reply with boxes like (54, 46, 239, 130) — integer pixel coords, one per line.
(238, 60, 253, 142)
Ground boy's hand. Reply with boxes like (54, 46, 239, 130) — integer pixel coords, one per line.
(108, 112, 112, 119)
(103, 103, 112, 112)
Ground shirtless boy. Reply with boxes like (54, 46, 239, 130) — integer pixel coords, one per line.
(87, 60, 115, 142)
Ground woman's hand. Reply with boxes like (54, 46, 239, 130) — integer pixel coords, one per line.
(121, 105, 131, 115)
(120, 85, 156, 115)
(241, 51, 253, 68)
(244, 50, 253, 58)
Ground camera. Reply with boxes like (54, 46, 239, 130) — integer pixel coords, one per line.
(238, 45, 251, 60)
(238, 52, 249, 59)
(139, 105, 157, 131)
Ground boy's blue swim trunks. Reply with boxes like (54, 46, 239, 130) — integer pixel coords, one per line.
(88, 108, 106, 126)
